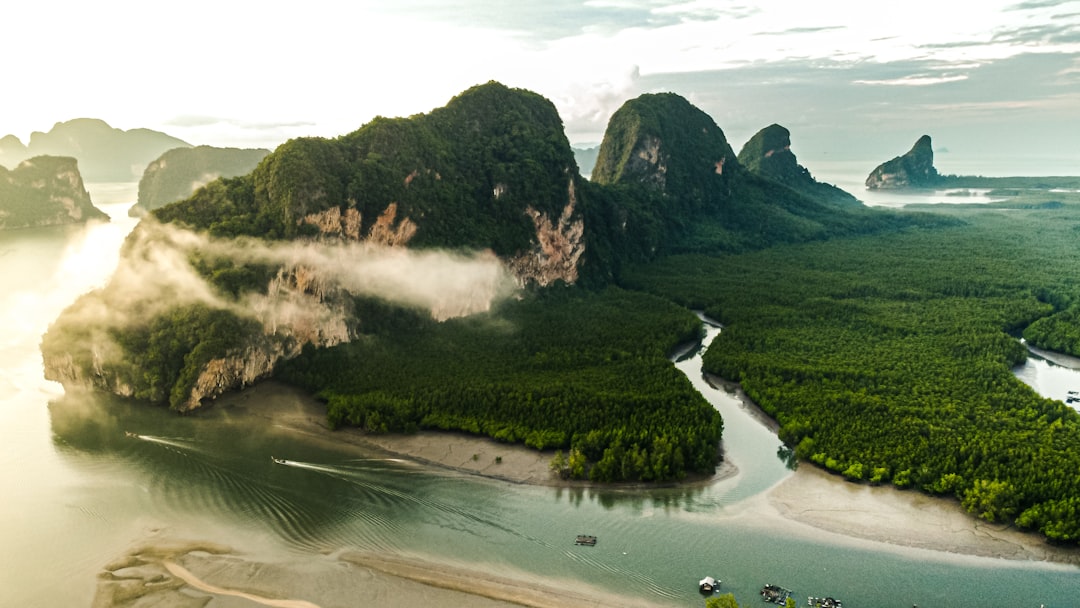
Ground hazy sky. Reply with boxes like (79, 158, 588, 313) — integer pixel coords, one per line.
(5, 1, 1079, 171)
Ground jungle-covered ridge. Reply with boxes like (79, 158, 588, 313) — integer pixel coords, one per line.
(38, 82, 1080, 533)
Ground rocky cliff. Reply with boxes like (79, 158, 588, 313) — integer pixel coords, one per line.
(130, 146, 270, 216)
(0, 156, 108, 229)
(0, 118, 190, 183)
(737, 124, 860, 206)
(865, 135, 941, 189)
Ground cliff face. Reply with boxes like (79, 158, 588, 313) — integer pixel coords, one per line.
(738, 124, 860, 206)
(0, 156, 109, 230)
(130, 146, 270, 216)
(0, 118, 190, 183)
(866, 135, 941, 189)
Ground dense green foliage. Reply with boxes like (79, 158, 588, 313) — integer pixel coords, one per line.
(622, 202, 1080, 542)
(278, 288, 722, 482)
(736, 124, 859, 207)
(42, 300, 260, 410)
(150, 82, 578, 256)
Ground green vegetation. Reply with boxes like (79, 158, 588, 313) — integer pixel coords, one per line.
(39, 80, 1080, 535)
(279, 287, 722, 482)
(0, 155, 108, 229)
(706, 594, 741, 608)
(42, 299, 260, 409)
(622, 201, 1080, 542)
(737, 123, 859, 207)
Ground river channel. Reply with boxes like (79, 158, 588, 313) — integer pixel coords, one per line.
(1, 194, 1077, 607)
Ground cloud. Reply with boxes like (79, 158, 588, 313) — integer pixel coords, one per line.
(111, 219, 519, 325)
(1007, 0, 1080, 10)
(755, 25, 847, 36)
(853, 74, 970, 86)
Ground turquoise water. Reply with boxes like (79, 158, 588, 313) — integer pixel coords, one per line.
(1, 196, 1077, 607)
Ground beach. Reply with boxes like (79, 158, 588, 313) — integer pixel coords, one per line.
(92, 380, 1078, 607)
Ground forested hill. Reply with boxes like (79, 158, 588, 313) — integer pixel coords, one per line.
(737, 123, 860, 207)
(0, 156, 108, 230)
(43, 81, 951, 483)
(589, 92, 945, 256)
(130, 146, 270, 216)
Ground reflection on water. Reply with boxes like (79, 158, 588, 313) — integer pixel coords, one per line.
(1014, 341, 1080, 411)
(3, 192, 1080, 607)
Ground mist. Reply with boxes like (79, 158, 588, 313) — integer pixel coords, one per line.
(75, 217, 519, 332)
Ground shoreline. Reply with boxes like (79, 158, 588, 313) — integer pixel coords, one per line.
(213, 380, 1080, 567)
(92, 379, 1078, 606)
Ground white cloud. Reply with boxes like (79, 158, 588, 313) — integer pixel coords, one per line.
(854, 74, 971, 86)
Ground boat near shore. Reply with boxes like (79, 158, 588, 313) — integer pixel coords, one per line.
(761, 584, 792, 605)
(808, 596, 843, 608)
(574, 535, 596, 546)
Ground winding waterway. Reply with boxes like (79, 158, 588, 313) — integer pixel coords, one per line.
(2, 194, 1078, 607)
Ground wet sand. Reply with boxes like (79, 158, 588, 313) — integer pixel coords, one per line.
(93, 379, 1077, 607)
(94, 537, 668, 608)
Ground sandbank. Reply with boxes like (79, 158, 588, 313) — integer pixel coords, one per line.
(93, 536, 668, 608)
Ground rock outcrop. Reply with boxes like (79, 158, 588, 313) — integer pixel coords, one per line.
(0, 155, 109, 229)
(738, 124, 860, 206)
(0, 118, 190, 183)
(591, 92, 740, 206)
(130, 146, 270, 216)
(865, 135, 941, 189)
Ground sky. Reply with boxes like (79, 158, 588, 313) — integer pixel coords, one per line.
(4, 0, 1079, 173)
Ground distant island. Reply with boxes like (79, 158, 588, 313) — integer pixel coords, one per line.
(0, 118, 190, 183)
(130, 146, 270, 216)
(0, 156, 108, 230)
(867, 135, 1080, 190)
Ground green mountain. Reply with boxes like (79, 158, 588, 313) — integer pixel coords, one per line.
(738, 123, 860, 207)
(130, 146, 270, 216)
(0, 156, 108, 229)
(865, 135, 941, 189)
(40, 82, 947, 482)
(0, 118, 191, 183)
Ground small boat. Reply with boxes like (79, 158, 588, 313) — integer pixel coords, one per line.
(574, 535, 597, 546)
(808, 596, 843, 608)
(124, 431, 138, 438)
(699, 576, 720, 593)
(761, 584, 793, 605)
(271, 456, 287, 465)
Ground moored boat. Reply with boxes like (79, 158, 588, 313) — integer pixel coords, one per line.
(761, 584, 792, 605)
(574, 535, 597, 546)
